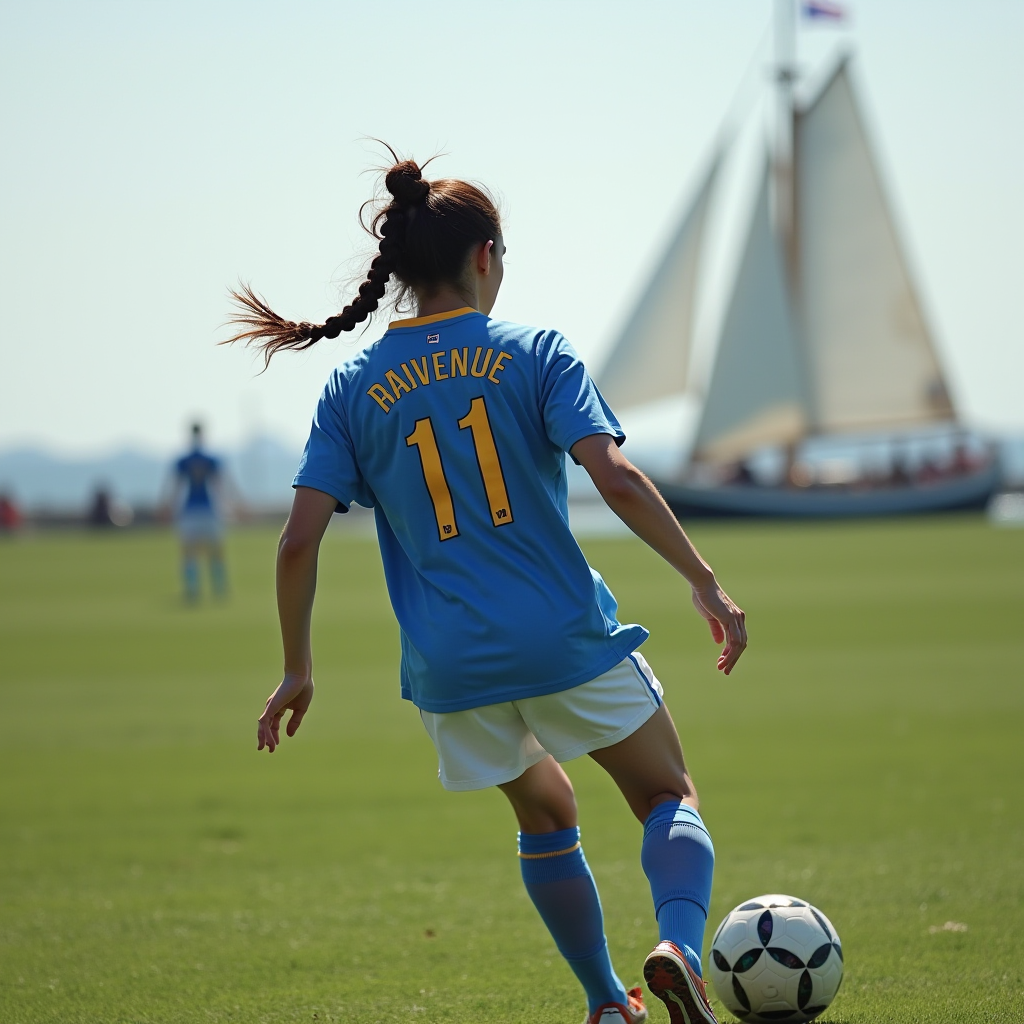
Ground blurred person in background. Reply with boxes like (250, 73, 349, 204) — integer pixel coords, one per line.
(166, 422, 230, 602)
(88, 486, 115, 527)
(0, 490, 23, 532)
(87, 485, 133, 528)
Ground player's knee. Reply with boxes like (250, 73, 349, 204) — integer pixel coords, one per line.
(512, 800, 577, 834)
(500, 762, 578, 833)
(541, 789, 578, 831)
(649, 780, 698, 814)
(537, 778, 577, 831)
(556, 786, 579, 826)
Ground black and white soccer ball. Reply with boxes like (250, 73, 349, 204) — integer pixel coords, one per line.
(708, 894, 843, 1022)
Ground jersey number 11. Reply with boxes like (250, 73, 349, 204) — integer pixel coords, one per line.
(405, 396, 513, 541)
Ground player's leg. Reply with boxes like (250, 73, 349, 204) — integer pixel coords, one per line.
(589, 704, 717, 1022)
(207, 538, 228, 597)
(498, 751, 576, 832)
(587, 701, 696, 820)
(180, 538, 201, 601)
(499, 757, 638, 1020)
(420, 700, 641, 1019)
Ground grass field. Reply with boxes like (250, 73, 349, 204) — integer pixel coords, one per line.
(0, 516, 1021, 1023)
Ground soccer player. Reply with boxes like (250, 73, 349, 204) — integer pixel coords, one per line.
(228, 156, 746, 1024)
(168, 423, 228, 602)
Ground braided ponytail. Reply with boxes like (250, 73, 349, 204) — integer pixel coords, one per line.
(226, 161, 424, 367)
(224, 154, 500, 369)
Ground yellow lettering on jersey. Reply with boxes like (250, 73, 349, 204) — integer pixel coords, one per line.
(470, 347, 493, 378)
(385, 369, 411, 397)
(488, 351, 512, 385)
(450, 347, 469, 377)
(408, 356, 430, 386)
(368, 349, 511, 413)
(400, 363, 419, 390)
(367, 383, 395, 413)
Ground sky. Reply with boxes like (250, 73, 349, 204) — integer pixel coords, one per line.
(1, 0, 1022, 457)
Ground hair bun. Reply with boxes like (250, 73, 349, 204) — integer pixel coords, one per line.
(385, 160, 430, 207)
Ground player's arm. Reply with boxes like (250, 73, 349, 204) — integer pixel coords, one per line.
(214, 467, 248, 522)
(258, 486, 337, 752)
(570, 432, 747, 674)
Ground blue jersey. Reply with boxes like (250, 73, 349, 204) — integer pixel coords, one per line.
(294, 307, 648, 713)
(175, 450, 220, 512)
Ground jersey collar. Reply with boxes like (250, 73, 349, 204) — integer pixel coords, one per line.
(388, 306, 478, 330)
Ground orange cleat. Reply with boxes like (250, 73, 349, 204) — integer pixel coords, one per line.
(643, 941, 718, 1024)
(584, 986, 649, 1023)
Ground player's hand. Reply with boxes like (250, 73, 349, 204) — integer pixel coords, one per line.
(257, 673, 314, 753)
(691, 581, 747, 675)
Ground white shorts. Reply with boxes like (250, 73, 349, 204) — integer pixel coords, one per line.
(419, 652, 664, 792)
(177, 509, 224, 544)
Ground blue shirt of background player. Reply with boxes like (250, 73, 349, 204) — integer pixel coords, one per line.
(175, 450, 220, 512)
(293, 308, 649, 713)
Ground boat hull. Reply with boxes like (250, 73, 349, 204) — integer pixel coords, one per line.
(657, 464, 1001, 519)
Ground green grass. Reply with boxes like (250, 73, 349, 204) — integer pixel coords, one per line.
(0, 516, 1021, 1023)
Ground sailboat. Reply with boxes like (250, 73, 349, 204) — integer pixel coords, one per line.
(598, 19, 999, 517)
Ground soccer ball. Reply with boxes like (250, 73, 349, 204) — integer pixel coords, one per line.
(708, 894, 843, 1022)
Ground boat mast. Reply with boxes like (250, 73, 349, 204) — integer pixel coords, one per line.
(773, 0, 797, 272)
(773, 0, 806, 472)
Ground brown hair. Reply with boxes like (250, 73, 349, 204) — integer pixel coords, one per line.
(225, 151, 501, 367)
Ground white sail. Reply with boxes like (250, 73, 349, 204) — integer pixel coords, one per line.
(692, 160, 808, 463)
(597, 155, 719, 410)
(794, 60, 955, 433)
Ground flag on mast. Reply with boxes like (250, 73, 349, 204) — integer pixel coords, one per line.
(802, 0, 846, 20)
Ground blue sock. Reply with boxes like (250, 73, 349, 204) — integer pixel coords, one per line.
(641, 801, 714, 978)
(519, 827, 629, 1013)
(182, 557, 200, 601)
(209, 555, 227, 597)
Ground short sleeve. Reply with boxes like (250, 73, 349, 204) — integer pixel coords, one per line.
(292, 373, 376, 512)
(538, 332, 625, 462)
